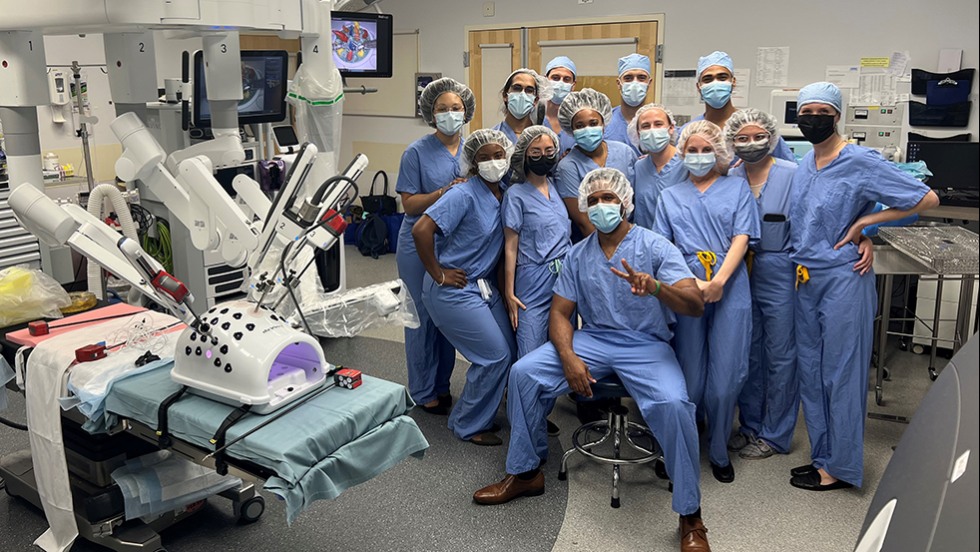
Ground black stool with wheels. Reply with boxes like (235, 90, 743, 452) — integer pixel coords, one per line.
(558, 374, 662, 508)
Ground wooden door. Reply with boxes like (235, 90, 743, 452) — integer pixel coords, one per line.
(527, 20, 659, 109)
(466, 28, 523, 130)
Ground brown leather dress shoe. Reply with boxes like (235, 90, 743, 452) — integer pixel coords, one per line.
(679, 515, 711, 552)
(473, 472, 545, 505)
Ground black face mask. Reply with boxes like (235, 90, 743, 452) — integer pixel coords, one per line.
(733, 141, 770, 164)
(526, 152, 559, 176)
(797, 114, 837, 144)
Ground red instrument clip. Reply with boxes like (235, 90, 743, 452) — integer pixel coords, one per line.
(75, 343, 107, 363)
(321, 209, 348, 236)
(152, 271, 190, 303)
(334, 368, 362, 390)
(28, 321, 50, 336)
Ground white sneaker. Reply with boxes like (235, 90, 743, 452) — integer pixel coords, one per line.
(739, 438, 775, 459)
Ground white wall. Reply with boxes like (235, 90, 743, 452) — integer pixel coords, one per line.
(30, 32, 201, 181)
(338, 0, 980, 177)
(25, 2, 978, 183)
(38, 34, 113, 151)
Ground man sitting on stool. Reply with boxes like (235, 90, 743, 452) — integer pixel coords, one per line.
(472, 168, 711, 552)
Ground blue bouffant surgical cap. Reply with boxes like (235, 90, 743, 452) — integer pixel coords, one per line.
(618, 53, 651, 76)
(797, 82, 843, 114)
(697, 51, 734, 77)
(545, 56, 577, 78)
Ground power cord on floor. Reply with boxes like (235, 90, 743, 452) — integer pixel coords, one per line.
(0, 415, 28, 431)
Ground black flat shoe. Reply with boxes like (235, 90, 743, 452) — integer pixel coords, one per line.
(790, 470, 853, 491)
(438, 393, 453, 409)
(469, 432, 503, 447)
(791, 463, 818, 477)
(547, 419, 560, 437)
(419, 403, 449, 415)
(711, 462, 735, 483)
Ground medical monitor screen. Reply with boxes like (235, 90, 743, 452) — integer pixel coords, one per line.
(906, 141, 980, 191)
(330, 11, 393, 78)
(193, 50, 288, 128)
(783, 100, 799, 126)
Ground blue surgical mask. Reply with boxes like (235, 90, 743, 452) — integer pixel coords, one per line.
(507, 92, 535, 119)
(639, 128, 671, 153)
(684, 152, 717, 177)
(435, 111, 464, 136)
(573, 126, 604, 152)
(550, 81, 572, 104)
(621, 81, 649, 107)
(700, 81, 733, 109)
(588, 203, 624, 234)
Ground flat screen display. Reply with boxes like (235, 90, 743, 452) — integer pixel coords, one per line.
(193, 50, 288, 128)
(783, 100, 799, 125)
(330, 11, 393, 78)
(906, 141, 979, 190)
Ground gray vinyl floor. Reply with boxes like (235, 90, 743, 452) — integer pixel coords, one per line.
(0, 247, 940, 551)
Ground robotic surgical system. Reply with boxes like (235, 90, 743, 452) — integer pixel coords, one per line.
(1, 3, 424, 551)
(3, 0, 395, 413)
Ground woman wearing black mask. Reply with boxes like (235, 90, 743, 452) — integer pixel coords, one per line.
(502, 126, 571, 367)
(789, 82, 939, 493)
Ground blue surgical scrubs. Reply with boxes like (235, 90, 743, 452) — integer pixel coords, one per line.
(632, 151, 688, 230)
(505, 225, 702, 515)
(395, 133, 460, 406)
(730, 158, 799, 453)
(680, 115, 797, 163)
(541, 113, 577, 156)
(604, 106, 642, 155)
(654, 174, 760, 468)
(502, 179, 572, 358)
(555, 141, 637, 242)
(421, 176, 517, 441)
(493, 121, 520, 146)
(791, 144, 930, 487)
(557, 129, 577, 156)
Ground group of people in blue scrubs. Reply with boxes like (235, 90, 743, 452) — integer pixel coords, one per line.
(394, 47, 939, 552)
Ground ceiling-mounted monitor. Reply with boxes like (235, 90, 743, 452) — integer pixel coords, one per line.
(330, 11, 394, 78)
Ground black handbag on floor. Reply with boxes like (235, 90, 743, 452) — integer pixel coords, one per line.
(361, 170, 397, 215)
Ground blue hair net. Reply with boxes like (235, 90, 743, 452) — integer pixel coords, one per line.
(697, 51, 734, 77)
(545, 56, 577, 78)
(618, 53, 651, 76)
(798, 82, 843, 114)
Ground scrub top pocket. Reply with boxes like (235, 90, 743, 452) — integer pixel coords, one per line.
(760, 218, 790, 252)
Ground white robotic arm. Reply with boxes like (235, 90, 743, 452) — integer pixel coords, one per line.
(111, 112, 259, 267)
(9, 185, 198, 324)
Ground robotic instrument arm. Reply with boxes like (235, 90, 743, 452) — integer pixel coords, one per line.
(9, 184, 203, 328)
(111, 112, 260, 267)
(242, 150, 368, 308)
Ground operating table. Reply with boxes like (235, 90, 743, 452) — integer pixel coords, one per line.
(1, 314, 429, 552)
